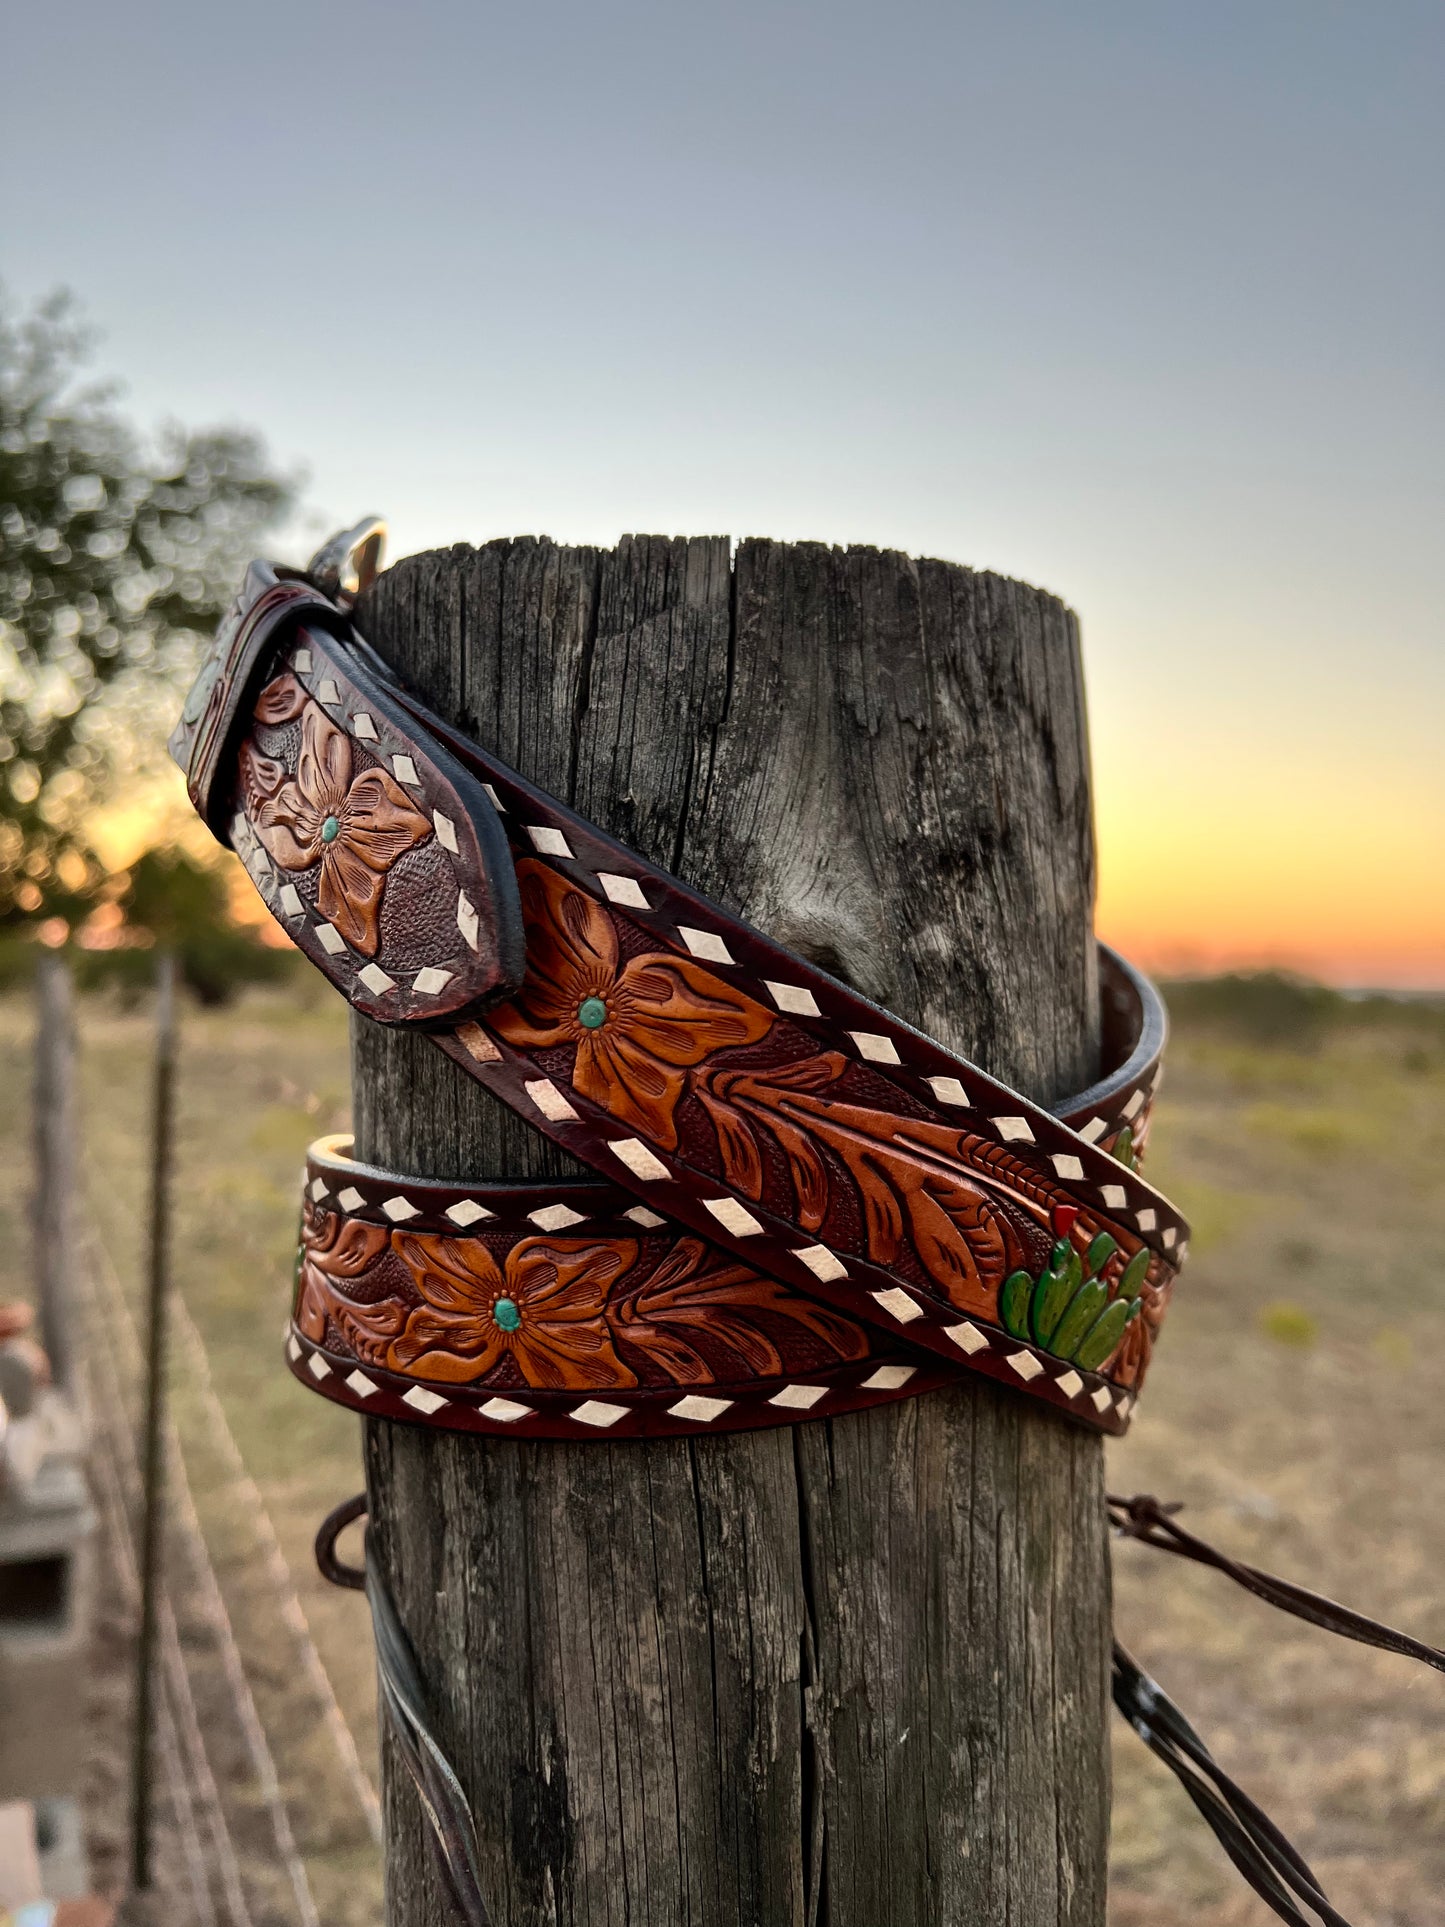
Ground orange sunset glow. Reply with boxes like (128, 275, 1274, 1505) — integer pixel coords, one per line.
(1096, 788, 1445, 991)
(12, 0, 1440, 1002)
(92, 720, 1444, 995)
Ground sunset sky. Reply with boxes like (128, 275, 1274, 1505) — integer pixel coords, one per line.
(6, 0, 1441, 987)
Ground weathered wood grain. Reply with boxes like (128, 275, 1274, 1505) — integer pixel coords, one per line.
(353, 535, 1110, 1926)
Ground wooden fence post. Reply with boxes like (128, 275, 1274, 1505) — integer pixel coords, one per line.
(32, 950, 77, 1391)
(352, 537, 1110, 1926)
(130, 951, 178, 1891)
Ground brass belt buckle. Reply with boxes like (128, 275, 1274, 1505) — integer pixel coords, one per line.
(306, 516, 388, 605)
(167, 520, 385, 835)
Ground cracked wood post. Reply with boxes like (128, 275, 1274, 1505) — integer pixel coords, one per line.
(353, 537, 1110, 1927)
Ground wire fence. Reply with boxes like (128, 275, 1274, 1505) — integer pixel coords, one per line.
(78, 1208, 379, 1923)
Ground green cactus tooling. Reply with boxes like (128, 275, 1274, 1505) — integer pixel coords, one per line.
(996, 1230, 1146, 1372)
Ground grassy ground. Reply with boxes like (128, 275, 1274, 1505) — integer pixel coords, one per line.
(1, 973, 1441, 1924)
(1108, 984, 1445, 1924)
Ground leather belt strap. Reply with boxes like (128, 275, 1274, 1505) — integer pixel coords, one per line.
(173, 521, 1189, 1439)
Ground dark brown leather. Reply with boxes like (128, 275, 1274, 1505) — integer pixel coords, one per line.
(171, 591, 525, 1025)
(174, 540, 1189, 1437)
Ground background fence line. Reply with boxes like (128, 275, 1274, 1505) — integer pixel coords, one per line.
(169, 1261, 383, 1842)
(81, 1217, 323, 1926)
(82, 1246, 254, 1927)
(89, 1444, 225, 1927)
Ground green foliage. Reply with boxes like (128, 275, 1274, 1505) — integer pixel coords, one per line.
(1245, 1100, 1383, 1159)
(0, 286, 298, 919)
(117, 849, 295, 1005)
(0, 848, 300, 1005)
(1258, 1301, 1318, 1349)
(1087, 1230, 1118, 1273)
(123, 843, 231, 941)
(1161, 971, 1343, 1049)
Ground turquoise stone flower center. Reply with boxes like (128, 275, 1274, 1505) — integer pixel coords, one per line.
(493, 1297, 521, 1332)
(320, 815, 340, 843)
(577, 995, 608, 1030)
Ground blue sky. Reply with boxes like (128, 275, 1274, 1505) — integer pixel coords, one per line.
(5, 0, 1443, 980)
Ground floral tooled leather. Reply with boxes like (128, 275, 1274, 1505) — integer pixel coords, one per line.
(295, 1211, 401, 1363)
(471, 869, 1167, 1375)
(241, 674, 431, 957)
(175, 536, 1188, 1438)
(295, 1196, 875, 1397)
(489, 861, 774, 1148)
(609, 1236, 869, 1384)
(697, 1055, 1027, 1319)
(389, 1233, 638, 1389)
(477, 875, 1146, 1340)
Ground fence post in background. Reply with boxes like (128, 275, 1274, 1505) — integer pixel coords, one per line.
(32, 950, 77, 1392)
(353, 538, 1111, 1926)
(129, 952, 178, 1892)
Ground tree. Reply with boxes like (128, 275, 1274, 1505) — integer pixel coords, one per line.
(0, 287, 298, 921)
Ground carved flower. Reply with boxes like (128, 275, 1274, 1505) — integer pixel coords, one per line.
(391, 1231, 639, 1389)
(295, 1208, 403, 1364)
(489, 861, 774, 1149)
(241, 675, 431, 956)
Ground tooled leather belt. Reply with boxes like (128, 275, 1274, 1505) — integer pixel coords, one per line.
(171, 519, 1188, 1442)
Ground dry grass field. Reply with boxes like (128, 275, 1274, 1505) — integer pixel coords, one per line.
(1, 972, 1441, 1925)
